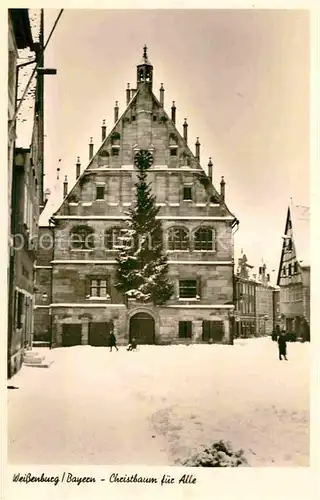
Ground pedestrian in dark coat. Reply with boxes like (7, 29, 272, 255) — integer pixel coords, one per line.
(109, 330, 118, 352)
(278, 331, 288, 360)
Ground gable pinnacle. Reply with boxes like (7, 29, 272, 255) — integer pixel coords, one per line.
(143, 44, 148, 60)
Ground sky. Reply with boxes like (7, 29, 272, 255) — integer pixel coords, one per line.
(41, 9, 310, 282)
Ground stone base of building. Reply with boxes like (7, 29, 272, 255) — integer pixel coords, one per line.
(49, 304, 234, 348)
(8, 348, 24, 379)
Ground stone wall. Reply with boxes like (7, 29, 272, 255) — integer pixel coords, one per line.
(51, 303, 232, 347)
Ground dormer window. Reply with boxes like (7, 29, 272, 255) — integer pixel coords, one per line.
(170, 147, 177, 156)
(183, 186, 193, 201)
(96, 186, 105, 200)
(169, 133, 178, 158)
(111, 147, 119, 156)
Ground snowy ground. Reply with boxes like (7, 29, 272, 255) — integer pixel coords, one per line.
(7, 338, 309, 467)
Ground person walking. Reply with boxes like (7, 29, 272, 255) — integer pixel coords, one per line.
(109, 329, 118, 352)
(278, 330, 288, 360)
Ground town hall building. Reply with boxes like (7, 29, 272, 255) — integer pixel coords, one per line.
(34, 47, 238, 347)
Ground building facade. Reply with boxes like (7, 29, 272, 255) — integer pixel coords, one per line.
(7, 9, 47, 377)
(277, 203, 310, 341)
(8, 9, 35, 377)
(234, 253, 275, 338)
(35, 48, 238, 347)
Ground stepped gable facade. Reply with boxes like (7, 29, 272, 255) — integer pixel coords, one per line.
(35, 47, 238, 347)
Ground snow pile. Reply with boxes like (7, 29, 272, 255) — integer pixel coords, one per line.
(8, 339, 309, 466)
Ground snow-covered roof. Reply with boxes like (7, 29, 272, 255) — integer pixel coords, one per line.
(15, 9, 40, 149)
(15, 52, 36, 149)
(290, 204, 310, 267)
(39, 178, 63, 227)
(29, 9, 41, 43)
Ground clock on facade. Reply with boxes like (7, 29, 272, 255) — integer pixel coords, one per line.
(134, 149, 154, 170)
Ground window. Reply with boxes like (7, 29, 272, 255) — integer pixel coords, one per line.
(179, 279, 198, 299)
(70, 226, 95, 250)
(282, 266, 286, 277)
(288, 239, 292, 251)
(90, 279, 108, 297)
(153, 115, 157, 121)
(168, 227, 189, 250)
(132, 115, 136, 121)
(183, 186, 192, 201)
(194, 228, 213, 251)
(294, 261, 298, 273)
(16, 292, 24, 329)
(179, 321, 192, 339)
(105, 227, 125, 250)
(170, 147, 177, 156)
(288, 263, 292, 276)
(111, 147, 119, 156)
(96, 186, 105, 200)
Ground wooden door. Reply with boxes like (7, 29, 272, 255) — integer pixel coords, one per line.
(89, 322, 113, 346)
(129, 313, 155, 345)
(62, 324, 82, 347)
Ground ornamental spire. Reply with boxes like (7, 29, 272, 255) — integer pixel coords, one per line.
(143, 44, 148, 60)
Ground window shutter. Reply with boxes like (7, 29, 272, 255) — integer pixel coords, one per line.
(85, 277, 91, 297)
(212, 228, 216, 251)
(202, 320, 210, 341)
(187, 321, 192, 338)
(196, 277, 201, 298)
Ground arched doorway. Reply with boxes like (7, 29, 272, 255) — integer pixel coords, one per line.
(129, 312, 155, 345)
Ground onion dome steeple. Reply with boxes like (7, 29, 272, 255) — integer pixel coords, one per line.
(137, 45, 153, 88)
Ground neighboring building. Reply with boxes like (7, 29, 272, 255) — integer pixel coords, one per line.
(272, 286, 281, 333)
(8, 9, 34, 377)
(277, 203, 310, 341)
(255, 264, 274, 337)
(234, 253, 256, 338)
(34, 47, 239, 347)
(7, 9, 46, 378)
(234, 253, 275, 338)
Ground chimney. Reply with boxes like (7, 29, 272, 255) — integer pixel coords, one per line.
(63, 175, 68, 198)
(114, 101, 119, 122)
(89, 137, 94, 160)
(171, 101, 176, 124)
(220, 176, 225, 201)
(101, 119, 106, 141)
(76, 156, 81, 179)
(126, 83, 131, 105)
(208, 157, 213, 182)
(195, 137, 200, 161)
(159, 83, 164, 106)
(183, 118, 188, 142)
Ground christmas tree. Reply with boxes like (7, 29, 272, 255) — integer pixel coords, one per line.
(115, 150, 174, 305)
